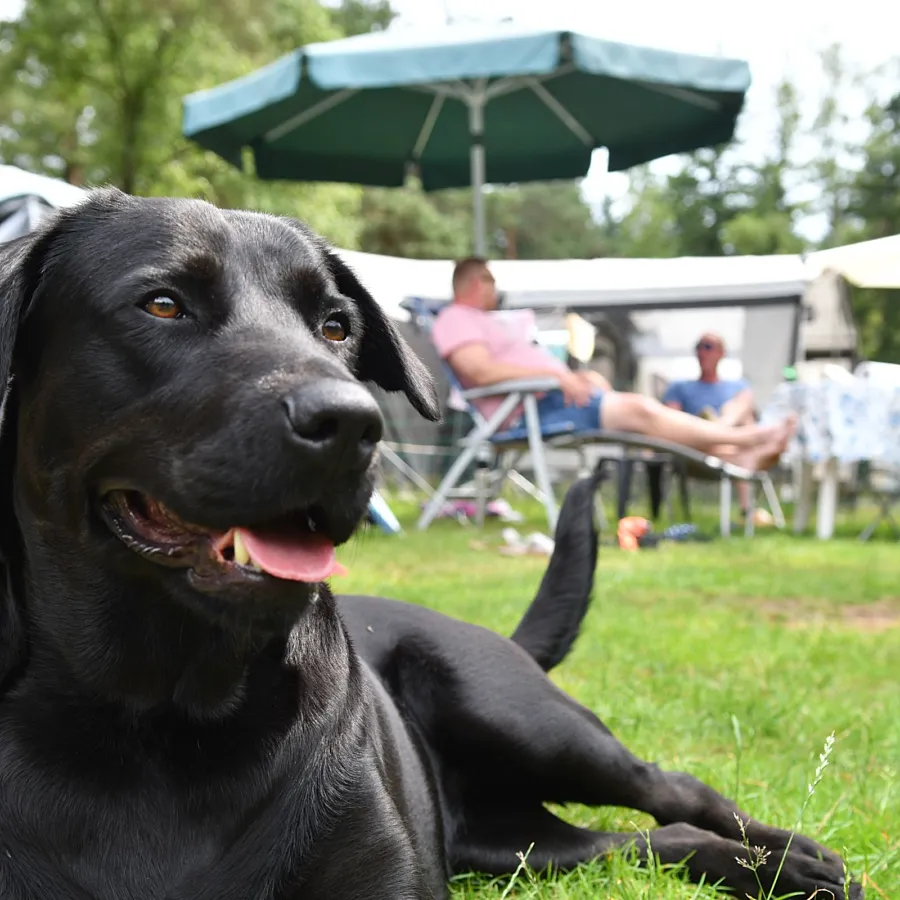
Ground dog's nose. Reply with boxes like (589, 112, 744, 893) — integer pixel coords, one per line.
(282, 380, 383, 467)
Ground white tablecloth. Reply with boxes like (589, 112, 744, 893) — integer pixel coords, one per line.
(761, 381, 900, 538)
(762, 381, 900, 466)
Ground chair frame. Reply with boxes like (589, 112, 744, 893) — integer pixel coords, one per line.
(415, 376, 785, 537)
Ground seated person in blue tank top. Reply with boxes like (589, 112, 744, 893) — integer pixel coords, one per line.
(663, 376, 749, 419)
(663, 332, 757, 514)
(662, 333, 755, 425)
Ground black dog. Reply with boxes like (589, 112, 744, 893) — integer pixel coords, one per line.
(0, 190, 859, 899)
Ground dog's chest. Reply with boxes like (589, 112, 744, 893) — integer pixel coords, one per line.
(0, 734, 441, 900)
(0, 790, 273, 899)
(0, 734, 301, 899)
(0, 793, 440, 900)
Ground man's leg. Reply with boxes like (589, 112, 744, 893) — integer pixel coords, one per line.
(600, 392, 792, 471)
(718, 389, 756, 428)
(717, 390, 756, 509)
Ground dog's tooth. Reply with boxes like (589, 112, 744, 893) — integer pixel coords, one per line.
(233, 530, 250, 566)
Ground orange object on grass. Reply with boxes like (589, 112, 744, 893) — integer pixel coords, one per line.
(617, 516, 651, 551)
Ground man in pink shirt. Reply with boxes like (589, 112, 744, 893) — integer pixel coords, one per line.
(432, 258, 794, 472)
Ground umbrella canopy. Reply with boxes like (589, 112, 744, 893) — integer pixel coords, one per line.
(183, 23, 750, 253)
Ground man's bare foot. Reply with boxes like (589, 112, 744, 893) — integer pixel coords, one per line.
(749, 413, 796, 446)
(738, 415, 796, 471)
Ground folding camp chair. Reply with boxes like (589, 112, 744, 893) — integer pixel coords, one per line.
(401, 297, 783, 537)
(415, 372, 784, 536)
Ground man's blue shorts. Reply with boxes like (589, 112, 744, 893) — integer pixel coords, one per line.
(509, 388, 604, 435)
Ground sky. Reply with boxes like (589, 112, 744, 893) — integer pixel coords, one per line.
(2, 0, 897, 238)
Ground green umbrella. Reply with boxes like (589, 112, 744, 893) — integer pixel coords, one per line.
(183, 23, 750, 254)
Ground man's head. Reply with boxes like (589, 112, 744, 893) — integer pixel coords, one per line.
(695, 332, 725, 380)
(452, 257, 497, 311)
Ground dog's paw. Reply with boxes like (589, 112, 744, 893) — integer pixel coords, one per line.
(735, 817, 843, 869)
(756, 849, 861, 900)
(782, 830, 843, 867)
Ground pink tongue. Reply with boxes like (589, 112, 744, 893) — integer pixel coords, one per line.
(237, 528, 347, 582)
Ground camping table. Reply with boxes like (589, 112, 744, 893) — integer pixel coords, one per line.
(762, 381, 900, 539)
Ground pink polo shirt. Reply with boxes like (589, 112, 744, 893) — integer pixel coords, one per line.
(432, 304, 568, 423)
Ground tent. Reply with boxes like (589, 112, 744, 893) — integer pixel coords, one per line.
(337, 250, 816, 406)
(807, 234, 900, 289)
(0, 165, 86, 243)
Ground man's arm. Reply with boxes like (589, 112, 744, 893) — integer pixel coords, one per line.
(447, 343, 592, 406)
(661, 382, 682, 411)
(447, 343, 565, 386)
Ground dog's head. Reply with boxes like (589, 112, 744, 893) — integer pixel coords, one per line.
(0, 189, 438, 690)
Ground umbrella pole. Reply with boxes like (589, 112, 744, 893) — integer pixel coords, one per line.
(468, 94, 487, 256)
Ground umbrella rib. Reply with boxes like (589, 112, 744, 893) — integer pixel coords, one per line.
(634, 81, 722, 111)
(525, 78, 594, 147)
(264, 88, 359, 143)
(484, 64, 575, 100)
(405, 81, 475, 103)
(412, 93, 445, 161)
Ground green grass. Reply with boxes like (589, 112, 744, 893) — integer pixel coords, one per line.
(337, 496, 899, 899)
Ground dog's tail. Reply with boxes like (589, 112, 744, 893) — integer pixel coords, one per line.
(509, 470, 600, 672)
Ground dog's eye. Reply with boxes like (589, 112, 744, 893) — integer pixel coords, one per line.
(142, 296, 184, 320)
(322, 317, 348, 342)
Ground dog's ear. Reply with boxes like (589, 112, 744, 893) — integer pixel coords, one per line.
(0, 234, 37, 407)
(0, 226, 54, 462)
(0, 230, 46, 509)
(0, 231, 46, 687)
(323, 249, 441, 422)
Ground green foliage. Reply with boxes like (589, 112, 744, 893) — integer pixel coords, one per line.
(327, 0, 396, 36)
(0, 0, 361, 245)
(358, 182, 472, 259)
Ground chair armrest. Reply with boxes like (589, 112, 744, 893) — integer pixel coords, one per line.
(460, 377, 561, 400)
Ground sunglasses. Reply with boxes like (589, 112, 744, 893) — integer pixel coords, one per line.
(695, 342, 721, 352)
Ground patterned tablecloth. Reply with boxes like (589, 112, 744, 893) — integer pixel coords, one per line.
(761, 381, 900, 467)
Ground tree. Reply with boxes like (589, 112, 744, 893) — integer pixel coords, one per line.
(328, 0, 396, 36)
(357, 183, 471, 259)
(0, 0, 363, 246)
(604, 148, 739, 259)
(486, 182, 609, 259)
(717, 78, 805, 256)
(809, 43, 859, 249)
(592, 166, 682, 258)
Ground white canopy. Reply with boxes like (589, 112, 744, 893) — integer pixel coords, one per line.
(807, 234, 900, 289)
(0, 165, 86, 210)
(336, 249, 811, 321)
